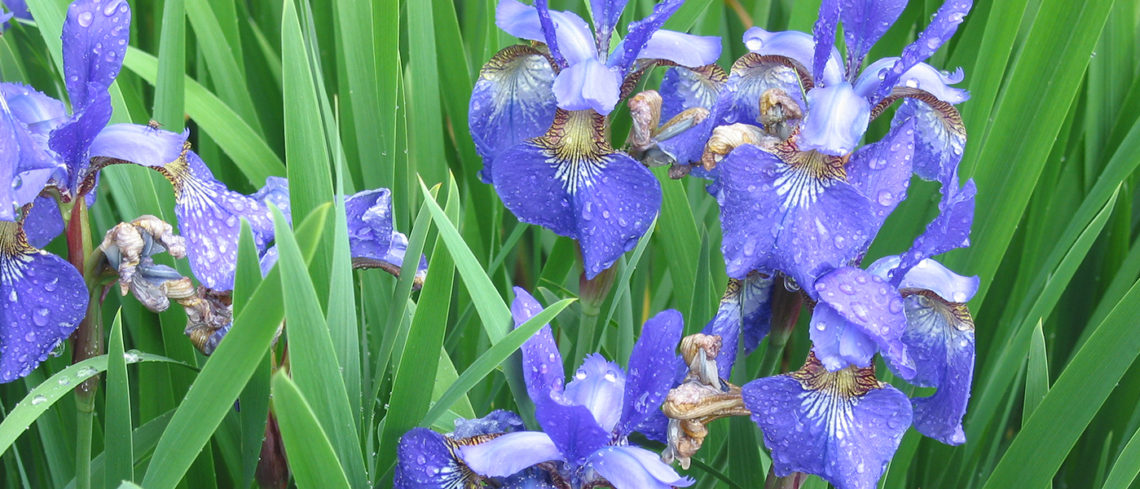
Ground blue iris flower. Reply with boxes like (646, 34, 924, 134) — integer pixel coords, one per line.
(469, 0, 721, 278)
(453, 288, 692, 489)
(713, 0, 974, 292)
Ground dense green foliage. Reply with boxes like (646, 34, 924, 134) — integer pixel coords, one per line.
(1, 0, 1139, 488)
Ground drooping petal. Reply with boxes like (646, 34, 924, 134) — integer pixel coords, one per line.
(394, 428, 481, 488)
(496, 0, 596, 64)
(48, 90, 112, 191)
(514, 286, 566, 400)
(618, 309, 683, 437)
(0, 222, 88, 383)
(809, 304, 880, 371)
(701, 274, 774, 377)
(22, 196, 64, 248)
(722, 52, 807, 127)
(839, 0, 907, 76)
(660, 66, 724, 121)
(608, 0, 684, 72)
(811, 0, 840, 84)
(470, 45, 558, 182)
(251, 176, 291, 222)
(716, 144, 877, 290)
(636, 30, 722, 68)
(457, 431, 564, 478)
(846, 118, 915, 223)
(163, 152, 275, 290)
(61, 0, 131, 113)
(892, 178, 975, 284)
(813, 267, 913, 377)
(344, 188, 394, 259)
(87, 123, 188, 168)
(492, 110, 660, 279)
(799, 83, 871, 156)
(742, 356, 912, 489)
(552, 56, 622, 114)
(897, 290, 974, 445)
(588, 445, 695, 489)
(742, 28, 843, 86)
(1, 83, 66, 137)
(565, 353, 626, 433)
(890, 96, 967, 182)
(876, 0, 973, 101)
(590, 0, 628, 48)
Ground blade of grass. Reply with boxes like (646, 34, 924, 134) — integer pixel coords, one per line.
(269, 372, 352, 489)
(152, 0, 185, 130)
(103, 312, 133, 487)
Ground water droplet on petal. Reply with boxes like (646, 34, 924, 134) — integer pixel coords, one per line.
(77, 11, 94, 27)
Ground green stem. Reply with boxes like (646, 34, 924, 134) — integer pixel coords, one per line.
(66, 199, 100, 489)
(74, 384, 96, 489)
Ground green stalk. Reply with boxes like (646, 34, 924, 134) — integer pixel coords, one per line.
(575, 263, 616, 363)
(66, 199, 100, 489)
(757, 277, 804, 378)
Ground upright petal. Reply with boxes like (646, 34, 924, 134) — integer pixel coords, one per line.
(162, 152, 274, 290)
(48, 90, 112, 191)
(492, 110, 660, 279)
(636, 30, 722, 68)
(845, 119, 915, 223)
(457, 431, 564, 478)
(799, 83, 871, 156)
(1, 83, 66, 137)
(535, 395, 610, 465)
(496, 0, 596, 64)
(897, 289, 974, 445)
(88, 123, 189, 168)
(470, 45, 558, 182)
(811, 0, 841, 84)
(62, 0, 131, 113)
(588, 445, 695, 489)
(716, 144, 877, 289)
(839, 0, 907, 76)
(514, 287, 567, 400)
(608, 0, 684, 72)
(813, 267, 912, 377)
(552, 56, 622, 114)
(876, 0, 973, 101)
(618, 309, 683, 436)
(590, 0, 628, 48)
(0, 222, 88, 383)
(743, 356, 912, 489)
(565, 353, 626, 433)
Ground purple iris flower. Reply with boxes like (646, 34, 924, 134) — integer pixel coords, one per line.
(470, 0, 721, 278)
(395, 411, 555, 488)
(714, 0, 973, 292)
(700, 274, 773, 377)
(743, 353, 912, 489)
(0, 0, 27, 31)
(456, 287, 692, 488)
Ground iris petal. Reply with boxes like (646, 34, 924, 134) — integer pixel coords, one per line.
(743, 358, 912, 489)
(88, 123, 188, 168)
(0, 222, 88, 383)
(716, 144, 877, 290)
(892, 178, 976, 285)
(608, 0, 684, 72)
(722, 52, 806, 127)
(394, 428, 476, 488)
(839, 0, 907, 75)
(564, 353, 625, 433)
(637, 30, 722, 67)
(590, 0, 628, 47)
(799, 82, 870, 156)
(813, 267, 913, 377)
(701, 275, 773, 377)
(552, 56, 622, 114)
(846, 118, 916, 223)
(469, 45, 557, 182)
(0, 83, 66, 136)
(62, 0, 131, 113)
(458, 431, 563, 478)
(742, 28, 843, 86)
(891, 97, 967, 182)
(23, 196, 64, 248)
(896, 292, 973, 445)
(495, 0, 596, 64)
(876, 0, 973, 100)
(809, 304, 880, 371)
(514, 287, 566, 400)
(811, 0, 840, 84)
(588, 445, 695, 489)
(618, 309, 683, 437)
(534, 395, 609, 465)
(48, 90, 112, 191)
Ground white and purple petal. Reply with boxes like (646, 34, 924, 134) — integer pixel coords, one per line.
(799, 83, 870, 156)
(1, 83, 66, 137)
(252, 176, 291, 222)
(856, 59, 969, 104)
(61, 0, 130, 113)
(716, 144, 877, 289)
(636, 30, 722, 68)
(551, 56, 622, 114)
(742, 28, 843, 86)
(742, 360, 912, 489)
(533, 395, 609, 465)
(722, 52, 806, 127)
(457, 431, 564, 478)
(469, 45, 557, 182)
(452, 409, 526, 439)
(496, 0, 596, 64)
(0, 223, 88, 383)
(890, 97, 967, 183)
(394, 428, 478, 488)
(617, 309, 683, 437)
(88, 123, 188, 167)
(564, 353, 626, 433)
(587, 445, 695, 489)
(701, 274, 773, 377)
(589, 0, 627, 48)
(813, 267, 913, 377)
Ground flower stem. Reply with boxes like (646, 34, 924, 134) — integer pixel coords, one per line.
(575, 263, 616, 363)
(758, 276, 804, 377)
(66, 199, 100, 489)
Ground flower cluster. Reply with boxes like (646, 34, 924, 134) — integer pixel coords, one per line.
(395, 0, 983, 488)
(0, 0, 425, 380)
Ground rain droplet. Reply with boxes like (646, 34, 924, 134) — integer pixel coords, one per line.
(76, 11, 94, 27)
(31, 395, 47, 405)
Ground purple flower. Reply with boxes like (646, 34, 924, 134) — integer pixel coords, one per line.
(457, 287, 692, 489)
(743, 353, 912, 489)
(700, 274, 773, 378)
(395, 411, 556, 488)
